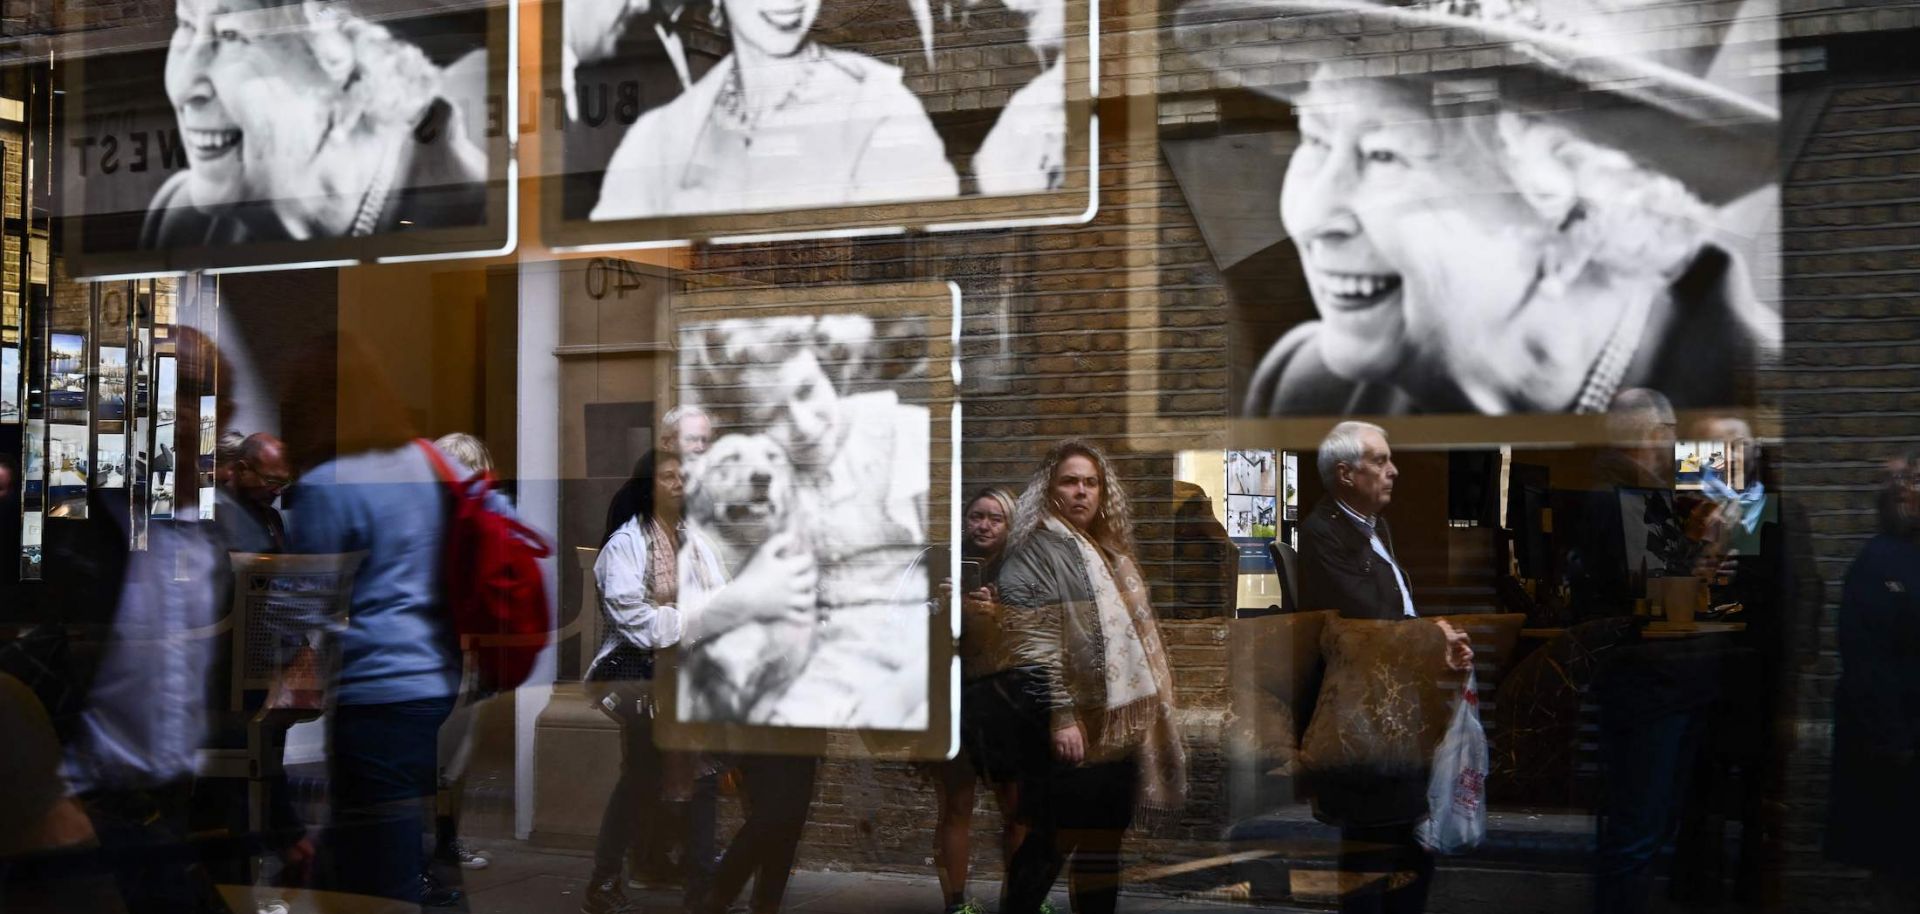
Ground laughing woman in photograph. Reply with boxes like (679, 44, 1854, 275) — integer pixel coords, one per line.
(1188, 0, 1783, 418)
(144, 0, 488, 248)
(590, 0, 959, 220)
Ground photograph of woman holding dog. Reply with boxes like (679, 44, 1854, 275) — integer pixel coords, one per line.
(675, 313, 932, 731)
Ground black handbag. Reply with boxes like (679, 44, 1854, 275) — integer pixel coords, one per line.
(587, 642, 656, 683)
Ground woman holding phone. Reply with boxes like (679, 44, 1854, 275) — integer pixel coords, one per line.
(923, 487, 1040, 913)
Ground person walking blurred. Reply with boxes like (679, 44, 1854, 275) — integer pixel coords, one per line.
(429, 432, 501, 875)
(1828, 452, 1920, 913)
(282, 339, 465, 907)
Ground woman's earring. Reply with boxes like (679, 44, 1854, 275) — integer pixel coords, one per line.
(1538, 203, 1594, 299)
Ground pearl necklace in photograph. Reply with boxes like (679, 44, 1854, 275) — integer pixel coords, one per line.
(1572, 292, 1657, 414)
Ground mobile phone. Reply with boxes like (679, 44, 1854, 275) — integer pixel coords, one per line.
(961, 560, 984, 593)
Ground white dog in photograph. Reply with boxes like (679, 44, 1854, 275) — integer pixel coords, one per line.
(680, 433, 819, 722)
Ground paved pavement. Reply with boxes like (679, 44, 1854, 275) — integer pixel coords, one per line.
(444, 842, 1314, 914)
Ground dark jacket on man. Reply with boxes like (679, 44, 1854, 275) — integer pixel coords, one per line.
(1827, 533, 1920, 870)
(1298, 496, 1409, 621)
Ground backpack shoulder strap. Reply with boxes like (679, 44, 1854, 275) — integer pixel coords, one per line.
(413, 439, 462, 489)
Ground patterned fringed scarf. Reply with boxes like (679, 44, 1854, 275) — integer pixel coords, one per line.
(1046, 516, 1189, 815)
(644, 518, 679, 609)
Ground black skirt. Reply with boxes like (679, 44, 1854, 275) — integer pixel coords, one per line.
(961, 666, 1051, 785)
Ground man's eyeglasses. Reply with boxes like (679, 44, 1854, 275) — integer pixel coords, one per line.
(240, 462, 293, 489)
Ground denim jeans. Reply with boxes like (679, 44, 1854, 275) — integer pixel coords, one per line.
(590, 685, 671, 882)
(326, 695, 455, 903)
(1596, 710, 1705, 914)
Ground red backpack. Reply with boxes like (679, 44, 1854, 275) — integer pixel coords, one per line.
(416, 440, 553, 694)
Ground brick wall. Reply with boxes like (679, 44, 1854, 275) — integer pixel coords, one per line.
(1766, 29, 1920, 910)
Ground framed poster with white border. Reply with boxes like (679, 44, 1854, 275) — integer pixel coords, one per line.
(542, 0, 1097, 251)
(650, 279, 958, 761)
(1, 345, 18, 424)
(57, 0, 516, 278)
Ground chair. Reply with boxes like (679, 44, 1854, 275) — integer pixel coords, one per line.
(1268, 538, 1300, 612)
(198, 551, 366, 836)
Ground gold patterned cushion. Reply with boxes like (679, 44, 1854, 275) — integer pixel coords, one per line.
(1225, 610, 1333, 775)
(1298, 616, 1458, 781)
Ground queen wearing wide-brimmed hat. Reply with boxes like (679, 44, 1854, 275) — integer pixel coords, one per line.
(1178, 0, 1782, 418)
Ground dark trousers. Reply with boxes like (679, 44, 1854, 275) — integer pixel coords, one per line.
(325, 696, 454, 904)
(1004, 755, 1140, 914)
(684, 771, 721, 909)
(1337, 824, 1433, 914)
(1596, 711, 1705, 914)
(82, 781, 230, 914)
(590, 688, 671, 882)
(705, 754, 818, 914)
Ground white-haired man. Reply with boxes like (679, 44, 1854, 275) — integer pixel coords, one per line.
(661, 404, 713, 458)
(1298, 420, 1471, 914)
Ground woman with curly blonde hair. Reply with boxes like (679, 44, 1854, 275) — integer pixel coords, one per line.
(144, 0, 488, 247)
(994, 439, 1184, 914)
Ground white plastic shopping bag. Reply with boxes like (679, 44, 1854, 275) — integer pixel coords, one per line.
(1416, 670, 1489, 854)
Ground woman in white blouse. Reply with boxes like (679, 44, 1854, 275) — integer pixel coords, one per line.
(581, 448, 813, 913)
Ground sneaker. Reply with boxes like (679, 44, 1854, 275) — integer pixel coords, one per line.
(441, 838, 490, 870)
(582, 878, 638, 914)
(419, 872, 464, 908)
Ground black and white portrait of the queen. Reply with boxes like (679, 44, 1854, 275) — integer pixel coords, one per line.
(1172, 0, 1783, 418)
(63, 0, 506, 273)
